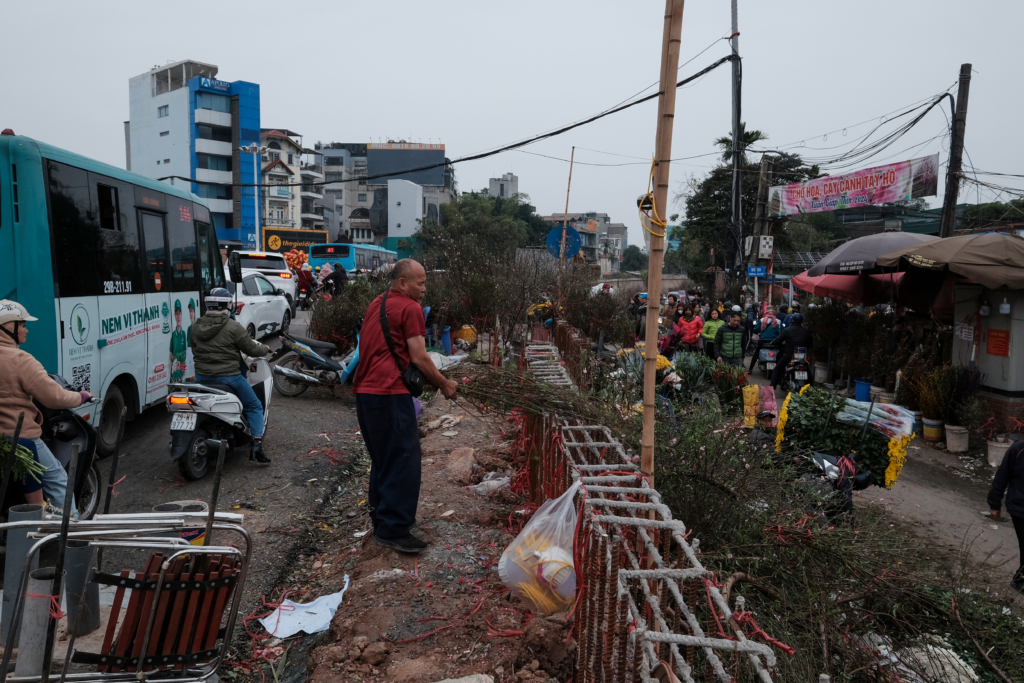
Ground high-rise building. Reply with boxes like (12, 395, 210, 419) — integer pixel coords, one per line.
(488, 172, 518, 198)
(126, 60, 261, 247)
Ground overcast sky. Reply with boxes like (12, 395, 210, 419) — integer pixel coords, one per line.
(3, 0, 1021, 249)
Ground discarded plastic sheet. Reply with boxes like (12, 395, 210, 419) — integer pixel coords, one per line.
(354, 530, 368, 538)
(468, 477, 509, 495)
(428, 352, 468, 371)
(259, 575, 350, 638)
(442, 431, 459, 437)
(440, 509, 455, 517)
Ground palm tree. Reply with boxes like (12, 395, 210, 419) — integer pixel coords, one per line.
(713, 123, 768, 164)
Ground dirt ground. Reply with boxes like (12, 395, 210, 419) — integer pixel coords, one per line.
(300, 390, 574, 683)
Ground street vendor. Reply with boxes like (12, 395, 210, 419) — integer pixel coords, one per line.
(988, 439, 1024, 594)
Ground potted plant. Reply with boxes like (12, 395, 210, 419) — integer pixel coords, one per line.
(916, 369, 945, 442)
(942, 366, 983, 453)
(979, 415, 1024, 467)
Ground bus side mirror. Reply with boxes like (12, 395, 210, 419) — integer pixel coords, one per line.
(228, 252, 243, 283)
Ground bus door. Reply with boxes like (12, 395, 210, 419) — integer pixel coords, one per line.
(88, 174, 146, 410)
(139, 209, 172, 403)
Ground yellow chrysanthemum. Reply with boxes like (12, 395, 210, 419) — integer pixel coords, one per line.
(775, 392, 793, 453)
(799, 384, 810, 395)
(636, 351, 673, 371)
(885, 433, 914, 489)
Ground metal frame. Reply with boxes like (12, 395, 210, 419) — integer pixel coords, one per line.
(524, 345, 778, 683)
(0, 516, 251, 683)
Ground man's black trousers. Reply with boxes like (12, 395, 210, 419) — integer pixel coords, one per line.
(356, 393, 422, 540)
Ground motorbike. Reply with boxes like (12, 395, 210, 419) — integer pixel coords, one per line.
(166, 330, 276, 480)
(271, 329, 360, 397)
(757, 342, 781, 378)
(298, 284, 313, 311)
(783, 346, 811, 393)
(29, 375, 102, 519)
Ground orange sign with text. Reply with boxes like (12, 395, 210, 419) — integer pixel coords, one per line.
(986, 329, 1010, 357)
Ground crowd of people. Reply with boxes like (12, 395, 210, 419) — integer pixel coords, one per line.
(631, 289, 812, 390)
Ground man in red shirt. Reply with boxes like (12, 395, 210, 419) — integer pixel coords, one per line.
(355, 259, 459, 553)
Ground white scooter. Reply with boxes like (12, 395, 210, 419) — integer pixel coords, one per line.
(166, 349, 273, 480)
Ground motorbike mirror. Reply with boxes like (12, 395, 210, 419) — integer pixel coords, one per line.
(228, 252, 243, 283)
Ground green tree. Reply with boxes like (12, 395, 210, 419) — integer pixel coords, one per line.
(713, 122, 768, 164)
(675, 130, 823, 265)
(621, 244, 648, 272)
(962, 200, 1024, 230)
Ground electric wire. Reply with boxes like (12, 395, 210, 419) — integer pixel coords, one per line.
(158, 55, 740, 190)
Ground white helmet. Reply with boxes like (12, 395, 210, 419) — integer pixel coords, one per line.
(0, 300, 37, 326)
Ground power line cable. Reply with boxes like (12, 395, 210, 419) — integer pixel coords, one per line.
(159, 55, 739, 190)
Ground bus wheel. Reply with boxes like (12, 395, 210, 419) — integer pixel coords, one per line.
(96, 384, 126, 458)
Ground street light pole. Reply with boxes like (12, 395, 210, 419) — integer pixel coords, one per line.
(239, 144, 267, 249)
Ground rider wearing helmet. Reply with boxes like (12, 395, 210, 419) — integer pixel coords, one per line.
(0, 300, 92, 513)
(770, 312, 813, 389)
(190, 289, 272, 463)
(322, 262, 348, 295)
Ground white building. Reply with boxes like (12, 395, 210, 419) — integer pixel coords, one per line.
(318, 143, 372, 242)
(488, 172, 518, 199)
(126, 59, 261, 246)
(260, 129, 302, 231)
(387, 180, 424, 241)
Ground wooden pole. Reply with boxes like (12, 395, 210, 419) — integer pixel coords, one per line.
(559, 147, 576, 263)
(939, 63, 972, 238)
(641, 0, 685, 487)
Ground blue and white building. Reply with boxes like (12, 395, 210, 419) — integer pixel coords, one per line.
(126, 60, 261, 247)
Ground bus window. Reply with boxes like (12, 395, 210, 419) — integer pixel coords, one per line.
(196, 221, 224, 295)
(89, 173, 141, 294)
(166, 196, 198, 293)
(140, 212, 168, 293)
(47, 161, 99, 297)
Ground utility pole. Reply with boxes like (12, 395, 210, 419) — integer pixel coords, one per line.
(559, 147, 576, 263)
(748, 155, 773, 305)
(728, 0, 743, 279)
(641, 0, 685, 487)
(939, 63, 972, 238)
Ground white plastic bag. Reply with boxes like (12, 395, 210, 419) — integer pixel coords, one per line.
(497, 481, 581, 615)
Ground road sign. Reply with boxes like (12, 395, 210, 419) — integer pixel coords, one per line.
(546, 226, 582, 259)
(765, 275, 775, 285)
(747, 266, 767, 277)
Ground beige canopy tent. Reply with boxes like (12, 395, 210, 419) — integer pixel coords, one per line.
(874, 232, 1024, 290)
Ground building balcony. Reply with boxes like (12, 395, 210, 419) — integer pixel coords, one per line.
(195, 168, 232, 184)
(263, 186, 294, 200)
(194, 109, 231, 127)
(265, 217, 295, 227)
(195, 138, 232, 156)
(301, 209, 324, 221)
(205, 198, 234, 214)
(300, 188, 323, 199)
(300, 164, 324, 177)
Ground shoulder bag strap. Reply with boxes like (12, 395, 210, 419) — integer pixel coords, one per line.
(378, 291, 407, 373)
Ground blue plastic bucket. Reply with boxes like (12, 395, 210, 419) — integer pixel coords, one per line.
(441, 326, 452, 355)
(855, 380, 872, 402)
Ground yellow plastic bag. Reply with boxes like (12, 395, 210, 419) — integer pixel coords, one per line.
(742, 384, 761, 427)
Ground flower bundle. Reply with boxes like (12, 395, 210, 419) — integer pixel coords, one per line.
(0, 437, 47, 485)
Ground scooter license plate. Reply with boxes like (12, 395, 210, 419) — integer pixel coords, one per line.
(170, 413, 197, 431)
(795, 371, 808, 380)
(766, 363, 775, 370)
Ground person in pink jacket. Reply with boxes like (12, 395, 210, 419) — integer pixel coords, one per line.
(0, 300, 92, 514)
(672, 305, 704, 353)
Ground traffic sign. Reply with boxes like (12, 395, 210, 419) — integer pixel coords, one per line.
(546, 226, 582, 259)
(747, 266, 767, 277)
(765, 275, 775, 285)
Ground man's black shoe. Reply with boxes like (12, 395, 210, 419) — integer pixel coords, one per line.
(373, 533, 428, 553)
(250, 441, 271, 464)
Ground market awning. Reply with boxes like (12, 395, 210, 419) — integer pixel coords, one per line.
(807, 232, 938, 276)
(792, 271, 904, 305)
(875, 232, 1024, 289)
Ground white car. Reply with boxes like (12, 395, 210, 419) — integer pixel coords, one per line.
(226, 273, 291, 339)
(233, 251, 298, 314)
